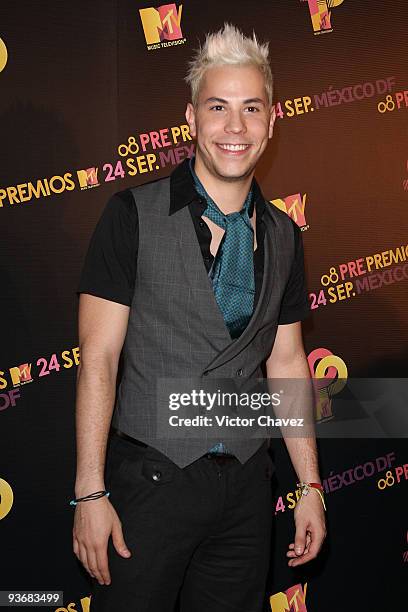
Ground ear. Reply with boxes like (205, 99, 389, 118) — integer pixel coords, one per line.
(185, 102, 197, 138)
(268, 105, 276, 139)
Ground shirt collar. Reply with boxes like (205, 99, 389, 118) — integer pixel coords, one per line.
(169, 156, 266, 218)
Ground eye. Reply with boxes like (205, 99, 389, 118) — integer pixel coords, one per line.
(209, 105, 225, 111)
(245, 106, 260, 113)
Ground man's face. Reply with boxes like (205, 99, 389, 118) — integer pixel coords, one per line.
(185, 64, 275, 182)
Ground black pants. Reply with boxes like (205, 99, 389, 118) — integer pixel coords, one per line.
(90, 432, 274, 612)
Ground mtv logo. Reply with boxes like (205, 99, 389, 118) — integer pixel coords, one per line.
(308, 348, 348, 422)
(270, 193, 307, 228)
(270, 582, 308, 611)
(305, 0, 345, 35)
(315, 384, 335, 422)
(139, 4, 183, 45)
(77, 167, 99, 190)
(9, 363, 32, 386)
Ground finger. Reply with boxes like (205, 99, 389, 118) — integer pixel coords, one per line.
(288, 531, 324, 567)
(73, 536, 80, 558)
(294, 524, 307, 556)
(304, 531, 312, 552)
(95, 544, 112, 585)
(288, 548, 317, 567)
(78, 544, 92, 576)
(286, 550, 298, 558)
(87, 549, 105, 585)
(287, 536, 310, 557)
(287, 538, 311, 557)
(288, 527, 314, 558)
(111, 521, 131, 558)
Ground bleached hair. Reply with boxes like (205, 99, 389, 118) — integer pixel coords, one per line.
(185, 23, 273, 107)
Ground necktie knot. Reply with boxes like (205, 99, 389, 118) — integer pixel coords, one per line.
(225, 211, 242, 222)
(204, 204, 253, 232)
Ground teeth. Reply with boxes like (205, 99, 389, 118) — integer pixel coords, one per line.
(218, 144, 249, 151)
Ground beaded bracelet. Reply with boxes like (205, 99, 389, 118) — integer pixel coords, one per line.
(296, 482, 326, 511)
(69, 490, 110, 506)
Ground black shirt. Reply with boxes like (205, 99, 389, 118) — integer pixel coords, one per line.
(77, 159, 310, 326)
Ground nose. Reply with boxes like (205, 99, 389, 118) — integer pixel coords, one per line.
(224, 110, 246, 134)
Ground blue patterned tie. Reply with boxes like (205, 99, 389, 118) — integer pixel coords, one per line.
(189, 162, 255, 340)
(189, 159, 255, 455)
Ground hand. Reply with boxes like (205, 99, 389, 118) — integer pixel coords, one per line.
(72, 496, 131, 585)
(286, 489, 326, 567)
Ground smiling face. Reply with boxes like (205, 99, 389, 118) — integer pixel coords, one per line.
(185, 63, 275, 183)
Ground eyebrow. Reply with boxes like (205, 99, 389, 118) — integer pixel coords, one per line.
(204, 97, 266, 106)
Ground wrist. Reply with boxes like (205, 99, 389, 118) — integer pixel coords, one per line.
(297, 475, 321, 484)
(70, 489, 110, 507)
(296, 481, 326, 511)
(75, 480, 105, 498)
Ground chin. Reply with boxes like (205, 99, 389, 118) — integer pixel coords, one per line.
(213, 162, 255, 181)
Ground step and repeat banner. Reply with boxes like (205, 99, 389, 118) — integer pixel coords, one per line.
(1, 1, 407, 610)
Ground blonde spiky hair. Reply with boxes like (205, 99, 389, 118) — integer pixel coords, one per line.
(185, 23, 273, 107)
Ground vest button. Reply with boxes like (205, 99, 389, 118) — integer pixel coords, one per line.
(152, 470, 162, 482)
(236, 368, 243, 377)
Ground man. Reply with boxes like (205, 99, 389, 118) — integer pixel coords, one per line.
(72, 23, 326, 612)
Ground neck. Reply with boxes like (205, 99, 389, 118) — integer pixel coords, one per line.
(193, 153, 253, 214)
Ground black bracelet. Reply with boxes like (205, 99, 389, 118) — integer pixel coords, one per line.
(69, 489, 110, 506)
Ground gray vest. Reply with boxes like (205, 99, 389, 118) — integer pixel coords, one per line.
(111, 176, 296, 467)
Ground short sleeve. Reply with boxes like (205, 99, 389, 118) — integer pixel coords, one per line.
(278, 220, 311, 324)
(76, 189, 138, 306)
